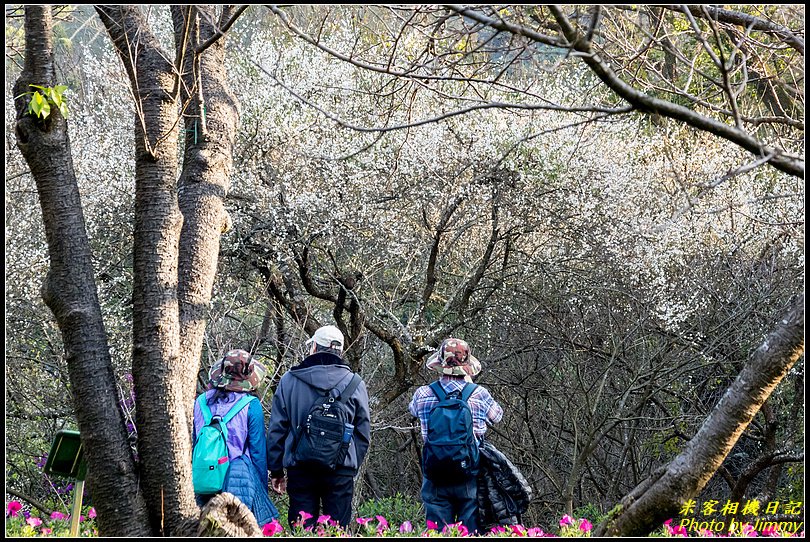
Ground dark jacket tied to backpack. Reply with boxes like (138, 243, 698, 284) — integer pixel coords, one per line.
(476, 441, 533, 531)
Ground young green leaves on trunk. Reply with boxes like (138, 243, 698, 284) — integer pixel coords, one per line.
(18, 84, 69, 119)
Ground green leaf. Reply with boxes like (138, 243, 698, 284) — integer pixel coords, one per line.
(59, 102, 69, 119)
(47, 88, 62, 107)
(29, 92, 51, 119)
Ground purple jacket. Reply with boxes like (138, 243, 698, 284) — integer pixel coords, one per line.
(193, 389, 268, 486)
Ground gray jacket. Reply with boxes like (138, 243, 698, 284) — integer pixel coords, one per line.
(266, 352, 371, 477)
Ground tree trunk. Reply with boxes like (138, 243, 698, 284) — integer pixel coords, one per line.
(171, 5, 242, 412)
(96, 5, 197, 535)
(12, 5, 151, 536)
(595, 294, 804, 536)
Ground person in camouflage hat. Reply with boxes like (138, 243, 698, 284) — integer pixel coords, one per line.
(208, 349, 268, 392)
(193, 349, 278, 526)
(410, 337, 502, 534)
(424, 338, 482, 383)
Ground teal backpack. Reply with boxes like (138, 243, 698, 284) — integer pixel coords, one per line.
(192, 394, 256, 495)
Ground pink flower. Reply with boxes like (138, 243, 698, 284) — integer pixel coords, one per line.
(356, 517, 373, 526)
(262, 519, 283, 536)
(7, 501, 22, 517)
(399, 520, 414, 533)
(490, 525, 507, 534)
(579, 518, 593, 533)
(376, 515, 389, 531)
(297, 510, 312, 522)
(510, 524, 527, 536)
(526, 527, 546, 537)
(41, 528, 52, 535)
(26, 517, 43, 527)
(88, 507, 96, 519)
(50, 511, 68, 520)
(762, 524, 781, 537)
(560, 514, 574, 527)
(442, 522, 469, 536)
(426, 520, 438, 530)
(672, 525, 688, 536)
(742, 523, 758, 537)
(317, 514, 331, 525)
(664, 519, 687, 537)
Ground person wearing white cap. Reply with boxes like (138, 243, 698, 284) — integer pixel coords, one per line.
(266, 325, 371, 529)
(305, 325, 345, 355)
(409, 337, 503, 534)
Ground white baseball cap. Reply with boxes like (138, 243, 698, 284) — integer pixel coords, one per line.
(306, 325, 344, 352)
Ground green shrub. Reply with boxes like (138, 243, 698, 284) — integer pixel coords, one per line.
(573, 502, 605, 525)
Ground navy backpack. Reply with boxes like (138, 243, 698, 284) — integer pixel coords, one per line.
(422, 382, 479, 485)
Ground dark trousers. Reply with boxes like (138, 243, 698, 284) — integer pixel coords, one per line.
(421, 476, 479, 534)
(286, 466, 355, 528)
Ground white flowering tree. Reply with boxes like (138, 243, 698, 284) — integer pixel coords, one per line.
(236, 5, 804, 534)
(5, 4, 804, 538)
(11, 4, 245, 536)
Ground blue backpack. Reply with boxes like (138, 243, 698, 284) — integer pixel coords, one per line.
(192, 394, 256, 495)
(422, 382, 479, 485)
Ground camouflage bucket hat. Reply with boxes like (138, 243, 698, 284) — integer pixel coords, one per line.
(208, 349, 267, 393)
(425, 338, 481, 381)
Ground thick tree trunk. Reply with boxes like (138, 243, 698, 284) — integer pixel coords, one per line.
(171, 5, 242, 412)
(595, 294, 804, 536)
(96, 5, 198, 535)
(12, 5, 151, 536)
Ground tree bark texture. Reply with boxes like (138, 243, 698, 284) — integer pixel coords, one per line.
(596, 294, 804, 536)
(171, 5, 241, 412)
(96, 5, 197, 535)
(13, 5, 151, 536)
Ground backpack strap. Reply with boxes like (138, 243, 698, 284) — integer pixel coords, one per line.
(335, 373, 361, 405)
(196, 394, 255, 432)
(429, 381, 447, 401)
(460, 383, 478, 403)
(293, 372, 362, 404)
(222, 394, 256, 424)
(197, 394, 213, 424)
(429, 381, 477, 402)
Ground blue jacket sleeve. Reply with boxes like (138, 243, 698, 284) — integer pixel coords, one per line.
(266, 379, 290, 477)
(247, 398, 268, 487)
